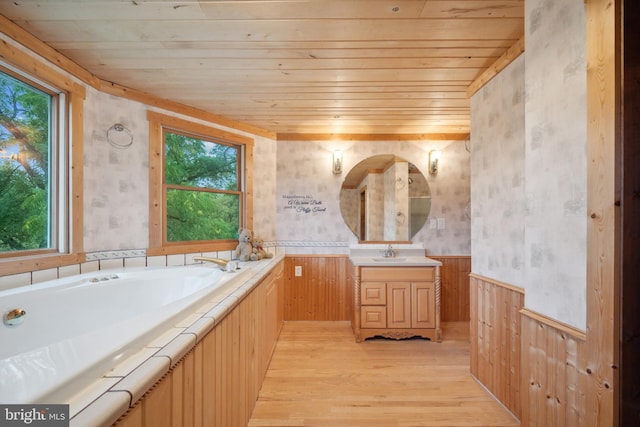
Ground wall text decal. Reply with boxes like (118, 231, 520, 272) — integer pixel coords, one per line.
(282, 194, 327, 213)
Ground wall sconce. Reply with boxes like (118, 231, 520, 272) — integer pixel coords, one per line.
(332, 150, 343, 174)
(428, 150, 441, 175)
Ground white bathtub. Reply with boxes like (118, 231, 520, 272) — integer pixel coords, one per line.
(0, 264, 253, 404)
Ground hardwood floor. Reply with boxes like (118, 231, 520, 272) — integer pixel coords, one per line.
(249, 321, 520, 427)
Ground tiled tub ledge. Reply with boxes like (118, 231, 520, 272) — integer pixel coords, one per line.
(67, 255, 284, 427)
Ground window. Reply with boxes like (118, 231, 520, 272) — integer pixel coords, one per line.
(0, 62, 83, 266)
(165, 130, 240, 241)
(147, 111, 253, 255)
(0, 41, 84, 276)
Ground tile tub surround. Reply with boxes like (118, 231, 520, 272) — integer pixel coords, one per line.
(0, 245, 279, 292)
(65, 255, 284, 427)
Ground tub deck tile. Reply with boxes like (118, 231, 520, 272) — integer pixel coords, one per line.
(104, 347, 159, 378)
(174, 312, 202, 328)
(184, 316, 216, 343)
(111, 356, 171, 406)
(68, 377, 122, 419)
(146, 326, 185, 348)
(194, 300, 218, 314)
(155, 333, 197, 367)
(70, 390, 130, 427)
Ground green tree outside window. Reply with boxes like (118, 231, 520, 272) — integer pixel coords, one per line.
(164, 131, 241, 242)
(0, 70, 52, 253)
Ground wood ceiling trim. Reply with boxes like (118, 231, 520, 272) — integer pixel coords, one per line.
(467, 36, 525, 97)
(100, 80, 276, 139)
(276, 133, 470, 141)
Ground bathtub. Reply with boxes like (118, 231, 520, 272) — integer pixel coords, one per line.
(0, 264, 253, 405)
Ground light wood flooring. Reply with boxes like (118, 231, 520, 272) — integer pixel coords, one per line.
(249, 321, 520, 427)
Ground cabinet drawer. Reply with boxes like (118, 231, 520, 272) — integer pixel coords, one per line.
(361, 306, 386, 328)
(361, 282, 386, 305)
(361, 266, 434, 282)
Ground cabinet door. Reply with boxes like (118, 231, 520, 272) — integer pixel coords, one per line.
(361, 306, 386, 328)
(412, 282, 435, 328)
(387, 283, 411, 328)
(361, 282, 386, 305)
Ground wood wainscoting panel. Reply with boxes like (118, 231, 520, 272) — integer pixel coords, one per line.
(284, 255, 353, 321)
(429, 256, 471, 321)
(112, 261, 284, 427)
(469, 273, 524, 419)
(520, 309, 588, 427)
(283, 255, 466, 322)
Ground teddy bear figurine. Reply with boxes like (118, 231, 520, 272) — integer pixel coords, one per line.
(250, 238, 273, 261)
(235, 227, 254, 261)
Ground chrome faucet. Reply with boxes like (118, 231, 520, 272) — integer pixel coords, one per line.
(193, 256, 230, 270)
(383, 244, 396, 258)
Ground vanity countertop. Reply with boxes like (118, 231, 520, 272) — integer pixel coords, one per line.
(349, 255, 442, 267)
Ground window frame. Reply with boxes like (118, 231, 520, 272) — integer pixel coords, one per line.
(147, 111, 253, 256)
(0, 48, 85, 276)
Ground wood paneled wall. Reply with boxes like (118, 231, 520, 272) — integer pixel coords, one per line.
(113, 262, 284, 427)
(471, 274, 594, 426)
(429, 256, 470, 321)
(283, 255, 469, 322)
(469, 274, 524, 419)
(283, 255, 352, 321)
(520, 309, 588, 427)
(469, 2, 619, 425)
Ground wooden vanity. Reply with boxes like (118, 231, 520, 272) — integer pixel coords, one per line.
(350, 257, 442, 342)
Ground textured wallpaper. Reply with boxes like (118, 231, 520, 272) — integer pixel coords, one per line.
(82, 90, 278, 252)
(82, 92, 470, 256)
(471, 0, 587, 330)
(250, 135, 278, 241)
(276, 140, 470, 255)
(80, 83, 469, 257)
(470, 56, 526, 287)
(524, 0, 587, 329)
(83, 90, 149, 252)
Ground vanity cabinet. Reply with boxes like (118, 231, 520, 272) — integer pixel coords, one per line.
(353, 265, 441, 342)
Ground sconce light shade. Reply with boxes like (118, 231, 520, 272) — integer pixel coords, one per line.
(428, 150, 441, 175)
(332, 150, 343, 174)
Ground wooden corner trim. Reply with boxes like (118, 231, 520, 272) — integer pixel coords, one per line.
(467, 37, 525, 98)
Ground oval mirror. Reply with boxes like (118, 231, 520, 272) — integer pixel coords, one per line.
(339, 154, 431, 242)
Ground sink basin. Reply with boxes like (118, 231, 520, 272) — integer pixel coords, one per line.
(372, 257, 407, 262)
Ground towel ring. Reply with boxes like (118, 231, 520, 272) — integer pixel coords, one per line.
(107, 123, 134, 149)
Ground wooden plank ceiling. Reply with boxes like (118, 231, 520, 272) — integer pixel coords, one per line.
(0, 0, 524, 137)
